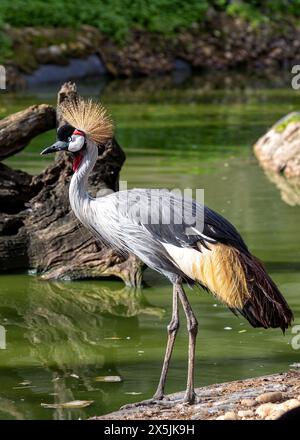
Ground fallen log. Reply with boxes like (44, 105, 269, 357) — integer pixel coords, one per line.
(0, 104, 56, 160)
(0, 82, 143, 286)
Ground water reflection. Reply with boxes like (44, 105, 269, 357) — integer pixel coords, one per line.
(264, 170, 300, 206)
(0, 279, 164, 419)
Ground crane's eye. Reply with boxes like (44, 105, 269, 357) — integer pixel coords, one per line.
(68, 136, 72, 142)
(68, 134, 85, 152)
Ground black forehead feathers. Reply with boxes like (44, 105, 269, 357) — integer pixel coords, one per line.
(57, 124, 75, 142)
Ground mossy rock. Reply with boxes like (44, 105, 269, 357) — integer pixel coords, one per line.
(13, 47, 39, 73)
(254, 111, 300, 178)
(274, 112, 300, 133)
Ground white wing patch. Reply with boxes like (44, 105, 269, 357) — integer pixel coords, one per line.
(190, 227, 217, 243)
(162, 241, 250, 309)
(162, 242, 206, 281)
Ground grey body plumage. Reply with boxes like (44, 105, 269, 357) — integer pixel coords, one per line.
(69, 140, 204, 283)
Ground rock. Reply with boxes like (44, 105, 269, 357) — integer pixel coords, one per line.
(254, 112, 300, 178)
(173, 58, 192, 73)
(24, 55, 107, 87)
(266, 400, 300, 420)
(281, 399, 300, 411)
(238, 410, 254, 418)
(256, 392, 282, 404)
(290, 363, 300, 369)
(256, 403, 275, 418)
(190, 410, 209, 420)
(265, 408, 286, 420)
(240, 399, 257, 407)
(35, 45, 67, 65)
(216, 411, 238, 420)
(256, 399, 300, 420)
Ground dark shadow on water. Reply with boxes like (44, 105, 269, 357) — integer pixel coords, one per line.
(9, 69, 294, 103)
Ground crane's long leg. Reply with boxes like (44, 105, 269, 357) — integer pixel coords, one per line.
(177, 281, 198, 404)
(120, 281, 199, 410)
(120, 283, 180, 409)
(152, 283, 179, 399)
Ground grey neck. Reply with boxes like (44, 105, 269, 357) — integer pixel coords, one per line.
(69, 140, 98, 225)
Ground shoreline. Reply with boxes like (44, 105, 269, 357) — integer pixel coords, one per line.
(3, 13, 300, 90)
(91, 370, 300, 420)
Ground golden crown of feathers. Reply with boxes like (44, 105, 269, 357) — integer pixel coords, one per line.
(60, 97, 113, 144)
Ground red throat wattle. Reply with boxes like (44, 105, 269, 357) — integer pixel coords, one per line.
(72, 150, 84, 172)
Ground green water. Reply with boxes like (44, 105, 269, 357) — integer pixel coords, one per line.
(1, 74, 300, 419)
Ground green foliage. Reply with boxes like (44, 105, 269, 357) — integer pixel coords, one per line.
(0, 0, 299, 46)
(0, 17, 12, 63)
(0, 34, 12, 63)
(0, 0, 209, 42)
(226, 2, 266, 26)
(225, 0, 300, 24)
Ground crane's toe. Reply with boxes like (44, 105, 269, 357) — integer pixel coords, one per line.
(182, 390, 198, 405)
(120, 396, 175, 410)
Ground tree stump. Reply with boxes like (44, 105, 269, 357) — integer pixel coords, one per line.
(0, 82, 143, 286)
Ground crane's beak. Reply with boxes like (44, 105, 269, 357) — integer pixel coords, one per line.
(40, 141, 68, 155)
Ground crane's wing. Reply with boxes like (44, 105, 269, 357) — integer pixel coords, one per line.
(120, 189, 292, 331)
(118, 188, 247, 252)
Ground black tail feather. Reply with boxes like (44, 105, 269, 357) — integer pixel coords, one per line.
(237, 253, 293, 332)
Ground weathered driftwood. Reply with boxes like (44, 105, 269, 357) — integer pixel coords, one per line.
(0, 82, 143, 286)
(0, 163, 33, 271)
(0, 104, 56, 160)
(254, 112, 300, 178)
(93, 370, 300, 420)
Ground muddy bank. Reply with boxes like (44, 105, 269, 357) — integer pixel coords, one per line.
(92, 370, 300, 420)
(4, 13, 300, 89)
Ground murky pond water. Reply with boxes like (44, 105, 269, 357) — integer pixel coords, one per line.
(1, 74, 300, 419)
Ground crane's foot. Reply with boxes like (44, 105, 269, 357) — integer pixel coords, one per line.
(120, 392, 200, 410)
(120, 395, 175, 410)
(182, 389, 198, 405)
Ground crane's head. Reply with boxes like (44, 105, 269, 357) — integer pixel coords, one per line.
(41, 123, 87, 172)
(41, 97, 113, 172)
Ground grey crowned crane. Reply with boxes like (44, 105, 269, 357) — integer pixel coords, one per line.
(41, 97, 293, 406)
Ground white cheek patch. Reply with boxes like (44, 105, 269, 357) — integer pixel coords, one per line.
(68, 135, 85, 152)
